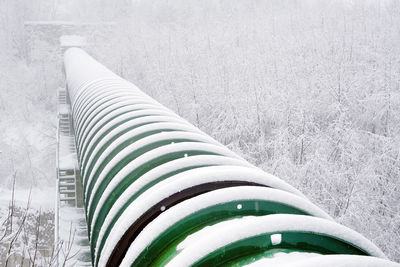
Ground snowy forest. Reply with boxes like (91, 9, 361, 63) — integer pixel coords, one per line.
(0, 0, 399, 265)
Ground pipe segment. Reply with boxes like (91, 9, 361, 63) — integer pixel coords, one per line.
(64, 48, 395, 267)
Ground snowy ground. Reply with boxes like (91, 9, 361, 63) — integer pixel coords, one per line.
(57, 206, 91, 266)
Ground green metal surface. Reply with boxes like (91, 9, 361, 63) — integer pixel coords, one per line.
(73, 85, 135, 114)
(133, 200, 316, 267)
(75, 93, 143, 136)
(81, 121, 185, 180)
(229, 249, 320, 267)
(85, 135, 209, 223)
(82, 117, 173, 192)
(76, 103, 156, 148)
(92, 154, 224, 266)
(76, 101, 155, 148)
(74, 88, 142, 120)
(75, 95, 144, 141)
(78, 107, 169, 162)
(188, 232, 369, 267)
(86, 138, 207, 222)
(91, 163, 213, 264)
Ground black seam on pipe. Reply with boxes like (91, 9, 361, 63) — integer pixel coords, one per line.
(105, 181, 268, 267)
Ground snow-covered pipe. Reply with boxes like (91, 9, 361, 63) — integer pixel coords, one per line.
(63, 48, 397, 267)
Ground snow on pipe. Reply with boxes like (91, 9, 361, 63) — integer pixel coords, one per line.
(63, 48, 397, 267)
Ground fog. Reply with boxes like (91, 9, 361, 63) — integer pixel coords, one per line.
(0, 0, 399, 264)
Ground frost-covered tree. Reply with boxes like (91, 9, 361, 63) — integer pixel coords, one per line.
(89, 0, 400, 261)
